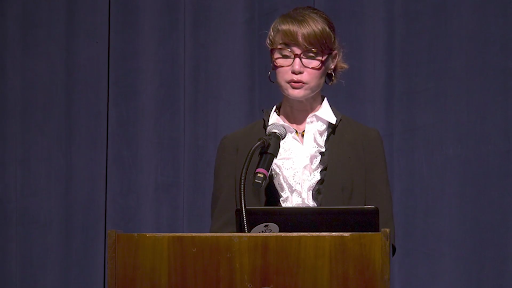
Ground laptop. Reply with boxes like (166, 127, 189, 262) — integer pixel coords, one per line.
(235, 206, 379, 233)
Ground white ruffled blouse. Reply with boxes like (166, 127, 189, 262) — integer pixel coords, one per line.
(268, 98, 337, 207)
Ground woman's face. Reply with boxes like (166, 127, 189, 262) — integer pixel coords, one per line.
(273, 45, 336, 102)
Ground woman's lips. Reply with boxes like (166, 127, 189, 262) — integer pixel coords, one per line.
(288, 80, 305, 89)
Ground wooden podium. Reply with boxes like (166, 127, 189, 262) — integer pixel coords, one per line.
(108, 230, 390, 288)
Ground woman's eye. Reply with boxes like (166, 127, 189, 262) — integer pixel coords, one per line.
(303, 53, 320, 59)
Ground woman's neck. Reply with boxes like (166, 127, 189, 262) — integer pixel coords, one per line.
(279, 95, 323, 130)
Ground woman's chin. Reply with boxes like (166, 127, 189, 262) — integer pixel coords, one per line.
(283, 90, 319, 102)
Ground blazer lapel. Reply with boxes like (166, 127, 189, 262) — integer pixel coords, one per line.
(317, 108, 357, 206)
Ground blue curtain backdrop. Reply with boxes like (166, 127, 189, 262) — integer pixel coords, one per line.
(1, 0, 511, 287)
(0, 0, 108, 287)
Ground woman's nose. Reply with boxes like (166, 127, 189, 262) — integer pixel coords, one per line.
(290, 57, 304, 74)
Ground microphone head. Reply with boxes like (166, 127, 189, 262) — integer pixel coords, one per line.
(266, 123, 287, 140)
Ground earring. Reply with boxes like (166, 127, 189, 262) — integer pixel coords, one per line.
(325, 71, 335, 85)
(268, 70, 275, 83)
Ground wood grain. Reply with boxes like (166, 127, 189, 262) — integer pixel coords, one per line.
(107, 230, 118, 288)
(110, 231, 390, 288)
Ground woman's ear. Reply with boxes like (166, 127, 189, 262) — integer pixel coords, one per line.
(329, 51, 339, 70)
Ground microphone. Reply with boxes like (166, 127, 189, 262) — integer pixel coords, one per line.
(253, 123, 287, 189)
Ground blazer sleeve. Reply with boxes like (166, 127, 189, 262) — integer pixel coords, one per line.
(364, 128, 396, 255)
(210, 134, 238, 232)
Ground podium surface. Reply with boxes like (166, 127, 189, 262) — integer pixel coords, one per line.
(108, 230, 390, 288)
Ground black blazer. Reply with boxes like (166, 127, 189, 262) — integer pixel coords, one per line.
(210, 106, 396, 254)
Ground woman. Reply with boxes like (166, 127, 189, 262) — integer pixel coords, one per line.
(210, 6, 395, 253)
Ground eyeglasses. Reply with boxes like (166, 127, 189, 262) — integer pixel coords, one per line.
(270, 48, 331, 69)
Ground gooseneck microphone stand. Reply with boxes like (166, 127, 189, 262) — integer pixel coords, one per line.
(239, 138, 268, 233)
